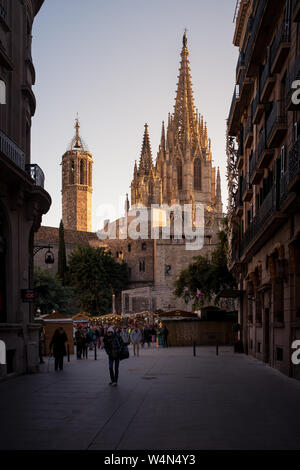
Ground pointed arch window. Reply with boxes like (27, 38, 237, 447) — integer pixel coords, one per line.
(70, 160, 75, 184)
(80, 159, 85, 185)
(194, 158, 201, 190)
(177, 159, 183, 190)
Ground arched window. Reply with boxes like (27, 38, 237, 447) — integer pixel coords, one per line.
(70, 160, 75, 184)
(0, 80, 6, 105)
(177, 159, 183, 190)
(80, 159, 85, 185)
(194, 158, 201, 190)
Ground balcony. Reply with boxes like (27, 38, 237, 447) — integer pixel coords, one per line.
(244, 116, 254, 148)
(252, 90, 264, 124)
(0, 129, 25, 170)
(260, 57, 275, 102)
(234, 189, 243, 217)
(244, 0, 267, 76)
(236, 51, 245, 82)
(25, 164, 45, 188)
(241, 176, 253, 203)
(293, 0, 300, 22)
(270, 21, 291, 74)
(288, 137, 300, 191)
(238, 67, 254, 112)
(237, 144, 244, 169)
(266, 100, 287, 148)
(256, 129, 274, 170)
(239, 186, 282, 259)
(249, 149, 264, 185)
(228, 85, 240, 136)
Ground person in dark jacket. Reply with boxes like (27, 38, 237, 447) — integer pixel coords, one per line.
(103, 327, 123, 386)
(49, 327, 68, 371)
(163, 325, 169, 348)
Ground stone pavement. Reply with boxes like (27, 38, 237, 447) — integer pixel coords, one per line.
(0, 345, 300, 450)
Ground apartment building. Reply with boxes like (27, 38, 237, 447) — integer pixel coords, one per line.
(227, 0, 300, 378)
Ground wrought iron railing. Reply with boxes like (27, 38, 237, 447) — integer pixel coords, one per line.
(270, 20, 291, 66)
(260, 56, 271, 95)
(236, 51, 245, 78)
(0, 129, 25, 170)
(266, 100, 287, 141)
(257, 130, 266, 162)
(249, 151, 257, 180)
(244, 116, 253, 142)
(240, 186, 276, 257)
(279, 171, 289, 205)
(228, 85, 240, 122)
(25, 164, 45, 188)
(244, 0, 266, 66)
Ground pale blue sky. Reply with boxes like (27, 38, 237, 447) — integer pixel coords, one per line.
(31, 0, 238, 231)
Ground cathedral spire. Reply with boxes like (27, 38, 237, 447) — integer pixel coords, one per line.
(172, 31, 196, 146)
(138, 123, 153, 175)
(160, 121, 166, 154)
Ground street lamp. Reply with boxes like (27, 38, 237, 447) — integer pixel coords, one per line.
(33, 245, 55, 268)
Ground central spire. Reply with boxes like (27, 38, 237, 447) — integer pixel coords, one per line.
(172, 32, 197, 147)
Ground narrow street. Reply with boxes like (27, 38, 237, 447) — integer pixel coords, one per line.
(1, 346, 300, 450)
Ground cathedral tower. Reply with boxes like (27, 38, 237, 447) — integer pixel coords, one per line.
(131, 32, 222, 214)
(61, 118, 93, 232)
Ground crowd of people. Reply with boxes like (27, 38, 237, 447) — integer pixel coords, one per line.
(48, 321, 169, 387)
(73, 322, 169, 360)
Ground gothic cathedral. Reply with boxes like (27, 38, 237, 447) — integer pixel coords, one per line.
(131, 32, 222, 215)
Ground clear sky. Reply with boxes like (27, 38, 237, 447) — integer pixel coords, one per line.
(31, 0, 238, 232)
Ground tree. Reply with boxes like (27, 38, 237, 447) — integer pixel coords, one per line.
(34, 268, 76, 316)
(68, 245, 129, 315)
(174, 219, 236, 308)
(57, 220, 67, 285)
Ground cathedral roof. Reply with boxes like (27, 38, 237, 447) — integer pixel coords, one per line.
(138, 123, 153, 175)
(67, 118, 90, 152)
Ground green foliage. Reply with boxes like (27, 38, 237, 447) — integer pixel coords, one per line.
(68, 245, 129, 315)
(34, 267, 76, 316)
(174, 220, 236, 308)
(57, 220, 67, 285)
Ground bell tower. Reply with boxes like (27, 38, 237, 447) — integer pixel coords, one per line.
(61, 118, 93, 232)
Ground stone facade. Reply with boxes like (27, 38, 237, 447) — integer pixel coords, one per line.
(62, 119, 93, 232)
(227, 0, 300, 379)
(0, 0, 51, 379)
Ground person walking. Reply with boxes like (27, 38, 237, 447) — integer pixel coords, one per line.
(120, 327, 130, 346)
(49, 327, 68, 371)
(131, 326, 142, 357)
(75, 326, 84, 359)
(103, 327, 123, 386)
(143, 326, 152, 348)
(163, 324, 169, 348)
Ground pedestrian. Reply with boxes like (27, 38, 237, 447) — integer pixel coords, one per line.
(103, 327, 123, 387)
(131, 326, 142, 357)
(143, 326, 152, 348)
(120, 327, 130, 345)
(75, 326, 84, 359)
(38, 326, 45, 364)
(163, 324, 169, 348)
(49, 327, 68, 371)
